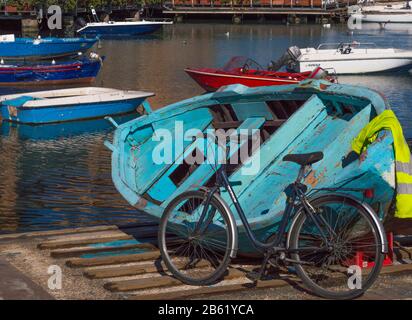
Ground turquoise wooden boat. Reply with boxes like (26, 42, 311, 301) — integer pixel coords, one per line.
(105, 80, 395, 255)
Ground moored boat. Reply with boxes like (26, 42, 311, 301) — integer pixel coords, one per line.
(77, 7, 172, 38)
(185, 56, 334, 92)
(77, 20, 173, 37)
(105, 80, 396, 255)
(280, 43, 412, 74)
(0, 34, 98, 59)
(353, 1, 412, 23)
(0, 53, 103, 86)
(0, 87, 154, 124)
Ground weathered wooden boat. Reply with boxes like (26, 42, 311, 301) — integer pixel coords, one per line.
(0, 54, 103, 86)
(0, 87, 154, 124)
(0, 35, 98, 59)
(105, 80, 396, 255)
(185, 56, 335, 92)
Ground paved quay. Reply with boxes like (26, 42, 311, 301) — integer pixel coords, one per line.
(0, 257, 52, 300)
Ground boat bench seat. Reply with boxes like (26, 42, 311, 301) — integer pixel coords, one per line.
(225, 117, 266, 159)
(213, 119, 285, 129)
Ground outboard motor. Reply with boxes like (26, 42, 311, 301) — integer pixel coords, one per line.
(287, 46, 302, 60)
(268, 46, 301, 71)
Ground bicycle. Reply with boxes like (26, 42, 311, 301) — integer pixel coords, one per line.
(158, 133, 387, 300)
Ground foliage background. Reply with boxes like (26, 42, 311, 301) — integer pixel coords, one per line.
(2, 0, 164, 11)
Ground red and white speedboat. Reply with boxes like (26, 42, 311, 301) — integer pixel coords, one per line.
(185, 56, 333, 92)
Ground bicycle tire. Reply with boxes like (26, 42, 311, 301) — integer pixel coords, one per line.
(288, 194, 385, 300)
(158, 190, 235, 286)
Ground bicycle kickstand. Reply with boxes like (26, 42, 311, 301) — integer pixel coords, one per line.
(250, 252, 271, 282)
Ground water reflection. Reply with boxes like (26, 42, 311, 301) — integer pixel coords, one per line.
(0, 23, 411, 233)
(0, 114, 147, 233)
(1, 113, 137, 141)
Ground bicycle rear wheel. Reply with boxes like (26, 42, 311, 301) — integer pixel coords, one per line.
(158, 190, 234, 286)
(288, 194, 385, 300)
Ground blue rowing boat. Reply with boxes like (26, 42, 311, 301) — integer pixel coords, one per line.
(0, 35, 98, 59)
(0, 87, 154, 124)
(0, 54, 103, 86)
(105, 80, 396, 255)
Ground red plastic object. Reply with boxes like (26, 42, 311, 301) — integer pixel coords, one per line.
(354, 232, 394, 268)
(363, 188, 375, 199)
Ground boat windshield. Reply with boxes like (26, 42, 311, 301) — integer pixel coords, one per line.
(222, 56, 263, 72)
(317, 42, 377, 50)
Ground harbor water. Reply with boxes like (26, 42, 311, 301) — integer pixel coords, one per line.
(1, 22, 412, 233)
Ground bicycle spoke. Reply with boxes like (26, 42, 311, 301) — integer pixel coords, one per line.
(291, 197, 383, 299)
(160, 192, 232, 285)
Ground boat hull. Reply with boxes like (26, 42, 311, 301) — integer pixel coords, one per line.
(0, 38, 98, 59)
(0, 58, 102, 86)
(357, 13, 412, 23)
(185, 68, 304, 91)
(1, 97, 147, 124)
(78, 23, 163, 37)
(299, 57, 412, 74)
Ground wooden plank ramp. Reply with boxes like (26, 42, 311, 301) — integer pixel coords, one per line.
(131, 278, 293, 300)
(105, 268, 245, 292)
(7, 225, 412, 300)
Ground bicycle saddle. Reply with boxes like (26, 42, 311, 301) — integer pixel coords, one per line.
(283, 152, 324, 166)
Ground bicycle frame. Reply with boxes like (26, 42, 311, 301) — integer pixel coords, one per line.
(200, 164, 332, 255)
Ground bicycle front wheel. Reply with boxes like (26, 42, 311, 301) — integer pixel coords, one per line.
(158, 190, 234, 286)
(288, 194, 385, 300)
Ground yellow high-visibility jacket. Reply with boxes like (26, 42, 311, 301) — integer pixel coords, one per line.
(352, 109, 412, 218)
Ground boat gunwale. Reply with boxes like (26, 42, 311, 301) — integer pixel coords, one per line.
(117, 81, 388, 135)
(184, 68, 306, 83)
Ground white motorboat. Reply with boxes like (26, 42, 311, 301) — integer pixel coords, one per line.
(276, 43, 412, 74)
(354, 1, 412, 23)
